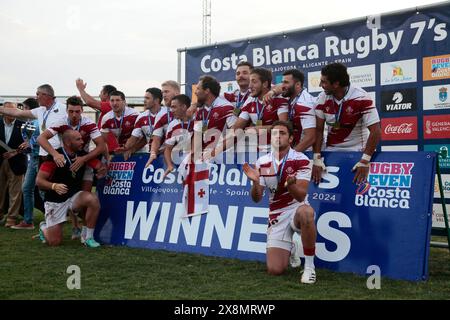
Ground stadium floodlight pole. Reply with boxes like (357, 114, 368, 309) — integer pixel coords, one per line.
(177, 50, 182, 85)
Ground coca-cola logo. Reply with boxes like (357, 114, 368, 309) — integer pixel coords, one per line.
(384, 123, 413, 134)
(381, 117, 418, 141)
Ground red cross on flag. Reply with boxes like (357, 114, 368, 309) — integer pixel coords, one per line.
(181, 161, 210, 217)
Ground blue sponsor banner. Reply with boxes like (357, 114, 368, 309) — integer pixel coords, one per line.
(183, 3, 450, 176)
(95, 151, 436, 282)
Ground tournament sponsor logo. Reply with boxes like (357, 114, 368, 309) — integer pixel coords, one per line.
(347, 64, 376, 88)
(355, 162, 414, 209)
(423, 54, 450, 81)
(381, 88, 417, 113)
(432, 203, 450, 229)
(423, 85, 450, 110)
(423, 114, 450, 139)
(307, 71, 322, 93)
(434, 174, 450, 199)
(381, 117, 418, 141)
(308, 66, 376, 93)
(424, 144, 450, 169)
(103, 162, 136, 195)
(219, 80, 238, 95)
(380, 59, 417, 85)
(381, 145, 418, 152)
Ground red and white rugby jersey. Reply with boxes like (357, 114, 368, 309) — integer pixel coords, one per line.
(288, 89, 317, 147)
(165, 118, 195, 146)
(223, 89, 251, 108)
(132, 106, 168, 143)
(195, 96, 237, 131)
(152, 108, 174, 138)
(195, 96, 237, 149)
(255, 148, 311, 219)
(240, 95, 288, 146)
(49, 116, 101, 151)
(240, 95, 288, 125)
(100, 106, 139, 146)
(315, 85, 379, 151)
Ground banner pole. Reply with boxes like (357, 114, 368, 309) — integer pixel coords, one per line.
(436, 151, 450, 252)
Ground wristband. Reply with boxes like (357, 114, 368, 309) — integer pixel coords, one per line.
(51, 183, 56, 190)
(313, 153, 321, 160)
(313, 157, 326, 171)
(361, 153, 371, 162)
(352, 161, 370, 171)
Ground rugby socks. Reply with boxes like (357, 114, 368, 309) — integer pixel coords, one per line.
(86, 227, 95, 239)
(303, 247, 316, 269)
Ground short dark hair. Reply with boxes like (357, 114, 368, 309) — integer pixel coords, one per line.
(321, 63, 350, 87)
(22, 97, 39, 110)
(110, 90, 126, 101)
(172, 94, 191, 107)
(236, 61, 254, 70)
(251, 68, 272, 89)
(102, 85, 117, 96)
(271, 120, 294, 137)
(199, 75, 221, 97)
(146, 87, 162, 103)
(66, 95, 83, 107)
(283, 69, 305, 86)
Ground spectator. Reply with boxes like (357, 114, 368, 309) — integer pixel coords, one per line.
(0, 84, 67, 164)
(0, 102, 27, 227)
(11, 98, 42, 230)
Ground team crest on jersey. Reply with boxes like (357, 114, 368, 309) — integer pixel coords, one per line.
(125, 121, 131, 127)
(346, 106, 354, 114)
(286, 166, 294, 174)
(325, 107, 330, 112)
(213, 112, 219, 119)
(80, 130, 86, 136)
(266, 104, 273, 111)
(251, 107, 255, 113)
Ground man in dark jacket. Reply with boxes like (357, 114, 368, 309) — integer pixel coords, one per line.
(0, 102, 27, 227)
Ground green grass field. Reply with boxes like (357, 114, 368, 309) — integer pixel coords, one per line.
(1, 212, 449, 300)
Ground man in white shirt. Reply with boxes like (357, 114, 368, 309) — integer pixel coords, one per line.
(0, 84, 67, 164)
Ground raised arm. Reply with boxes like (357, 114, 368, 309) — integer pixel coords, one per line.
(76, 79, 102, 111)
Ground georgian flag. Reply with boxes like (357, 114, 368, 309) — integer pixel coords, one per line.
(179, 158, 210, 217)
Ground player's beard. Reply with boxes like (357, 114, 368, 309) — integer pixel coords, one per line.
(282, 85, 295, 98)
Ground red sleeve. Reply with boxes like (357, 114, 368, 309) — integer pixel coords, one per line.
(39, 161, 57, 175)
(100, 101, 112, 114)
(51, 124, 70, 134)
(87, 159, 101, 169)
(224, 92, 235, 103)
